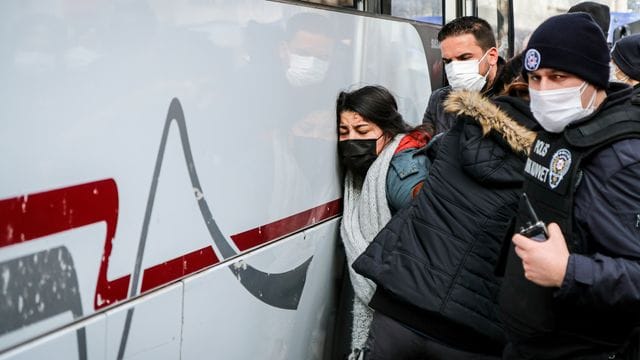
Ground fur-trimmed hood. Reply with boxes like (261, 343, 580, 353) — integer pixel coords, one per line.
(443, 90, 536, 155)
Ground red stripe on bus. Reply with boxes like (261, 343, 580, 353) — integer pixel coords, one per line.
(136, 199, 342, 292)
(0, 179, 130, 310)
(140, 245, 219, 293)
(0, 181, 342, 307)
(230, 199, 342, 252)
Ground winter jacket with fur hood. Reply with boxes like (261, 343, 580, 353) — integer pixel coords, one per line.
(353, 91, 538, 355)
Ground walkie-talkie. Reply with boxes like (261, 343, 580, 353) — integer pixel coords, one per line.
(518, 193, 548, 241)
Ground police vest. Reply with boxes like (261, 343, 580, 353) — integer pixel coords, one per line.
(501, 97, 640, 341)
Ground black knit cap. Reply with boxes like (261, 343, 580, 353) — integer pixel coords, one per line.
(522, 13, 610, 89)
(612, 33, 640, 81)
(568, 1, 610, 37)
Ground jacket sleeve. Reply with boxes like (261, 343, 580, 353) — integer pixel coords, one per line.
(555, 157, 640, 310)
(422, 89, 442, 133)
(386, 148, 429, 214)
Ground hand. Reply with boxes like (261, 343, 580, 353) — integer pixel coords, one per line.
(512, 223, 570, 287)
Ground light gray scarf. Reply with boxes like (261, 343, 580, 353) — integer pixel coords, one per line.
(341, 135, 403, 354)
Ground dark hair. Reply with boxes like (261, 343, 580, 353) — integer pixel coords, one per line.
(437, 16, 496, 51)
(501, 52, 524, 85)
(336, 85, 411, 138)
(498, 52, 529, 98)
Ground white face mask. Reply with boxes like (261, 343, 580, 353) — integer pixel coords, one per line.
(609, 63, 618, 83)
(609, 63, 629, 83)
(444, 51, 492, 91)
(529, 81, 597, 133)
(286, 53, 329, 87)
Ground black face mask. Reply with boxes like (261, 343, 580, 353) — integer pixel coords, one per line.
(338, 137, 380, 177)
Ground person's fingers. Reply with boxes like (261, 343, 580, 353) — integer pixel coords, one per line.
(512, 233, 533, 251)
(547, 222, 562, 240)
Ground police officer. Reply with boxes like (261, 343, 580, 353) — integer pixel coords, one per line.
(611, 33, 640, 95)
(422, 16, 504, 135)
(500, 13, 640, 359)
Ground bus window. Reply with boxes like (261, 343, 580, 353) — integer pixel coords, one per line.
(512, 1, 564, 55)
(300, 0, 356, 7)
(389, 0, 443, 25)
(511, 0, 638, 55)
(477, 0, 510, 58)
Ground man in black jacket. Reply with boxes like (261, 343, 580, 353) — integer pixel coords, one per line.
(353, 89, 538, 359)
(423, 16, 505, 135)
(500, 13, 640, 359)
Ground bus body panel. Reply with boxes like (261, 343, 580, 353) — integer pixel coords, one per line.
(0, 220, 339, 360)
(0, 0, 436, 358)
(181, 220, 339, 359)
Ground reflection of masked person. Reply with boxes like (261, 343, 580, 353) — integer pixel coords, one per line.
(281, 13, 334, 88)
(286, 51, 329, 87)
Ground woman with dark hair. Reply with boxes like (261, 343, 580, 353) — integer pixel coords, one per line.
(336, 85, 430, 359)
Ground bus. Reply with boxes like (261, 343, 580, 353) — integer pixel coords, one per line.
(0, 1, 439, 359)
(1, 1, 637, 359)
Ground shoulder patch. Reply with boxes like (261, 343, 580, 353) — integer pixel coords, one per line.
(549, 148, 572, 189)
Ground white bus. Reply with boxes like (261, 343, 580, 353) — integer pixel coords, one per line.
(0, 1, 439, 359)
(2, 0, 635, 359)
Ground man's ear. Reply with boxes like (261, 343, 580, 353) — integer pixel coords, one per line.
(487, 46, 499, 66)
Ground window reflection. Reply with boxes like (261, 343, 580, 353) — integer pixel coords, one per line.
(299, 0, 356, 7)
(478, 0, 510, 58)
(390, 0, 443, 24)
(513, 0, 640, 55)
